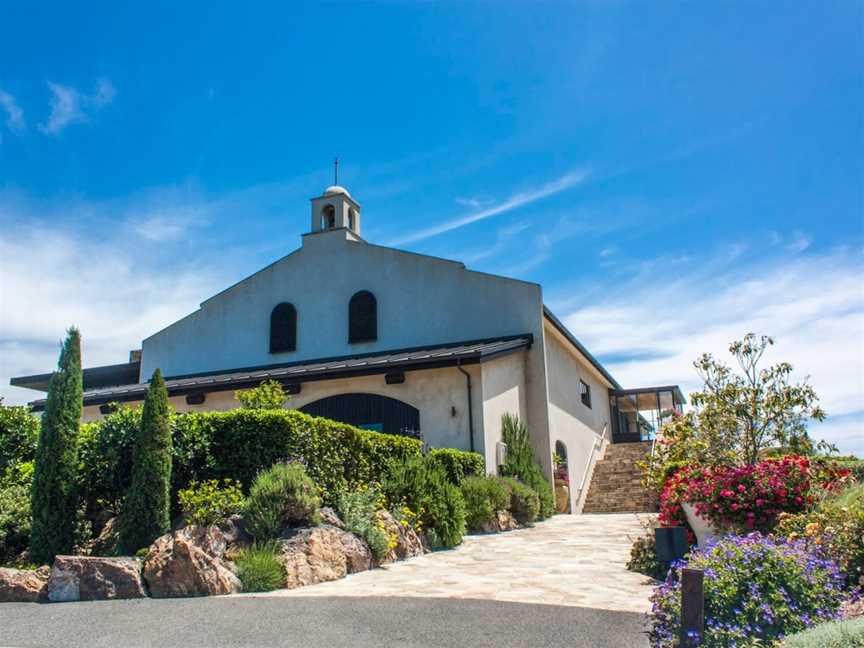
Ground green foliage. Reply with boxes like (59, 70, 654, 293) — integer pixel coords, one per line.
(337, 486, 390, 560)
(626, 533, 667, 581)
(235, 541, 285, 592)
(77, 406, 141, 512)
(831, 457, 864, 483)
(119, 369, 173, 553)
(382, 455, 466, 548)
(499, 477, 539, 525)
(0, 399, 39, 474)
(177, 479, 245, 526)
(427, 448, 484, 485)
(460, 475, 510, 531)
(244, 462, 321, 540)
(30, 327, 83, 564)
(782, 618, 864, 648)
(499, 414, 554, 519)
(775, 483, 864, 589)
(235, 380, 288, 410)
(0, 462, 33, 565)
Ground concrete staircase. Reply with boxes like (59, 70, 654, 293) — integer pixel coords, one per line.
(581, 441, 658, 513)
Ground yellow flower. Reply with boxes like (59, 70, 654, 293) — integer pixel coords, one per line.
(804, 522, 820, 536)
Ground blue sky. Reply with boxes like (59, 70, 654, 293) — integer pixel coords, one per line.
(1, 3, 862, 454)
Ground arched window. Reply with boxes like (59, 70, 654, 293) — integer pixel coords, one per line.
(348, 290, 377, 343)
(348, 208, 356, 231)
(270, 302, 297, 353)
(321, 205, 336, 230)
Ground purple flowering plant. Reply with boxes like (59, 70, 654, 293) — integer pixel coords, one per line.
(649, 533, 849, 648)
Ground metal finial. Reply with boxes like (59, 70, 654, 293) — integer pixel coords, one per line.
(334, 157, 339, 185)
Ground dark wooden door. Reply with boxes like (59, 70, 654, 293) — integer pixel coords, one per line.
(299, 393, 421, 438)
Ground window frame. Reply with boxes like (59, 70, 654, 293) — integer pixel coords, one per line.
(579, 379, 592, 408)
(348, 290, 377, 343)
(269, 302, 297, 353)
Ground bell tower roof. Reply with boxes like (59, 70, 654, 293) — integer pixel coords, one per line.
(323, 185, 351, 197)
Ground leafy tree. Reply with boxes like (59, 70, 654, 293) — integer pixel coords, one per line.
(235, 380, 288, 410)
(119, 369, 173, 553)
(640, 333, 827, 489)
(30, 328, 83, 564)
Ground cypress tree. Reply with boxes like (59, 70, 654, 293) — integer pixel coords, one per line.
(119, 369, 172, 553)
(30, 328, 83, 564)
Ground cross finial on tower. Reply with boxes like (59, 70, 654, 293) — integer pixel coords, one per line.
(334, 157, 339, 185)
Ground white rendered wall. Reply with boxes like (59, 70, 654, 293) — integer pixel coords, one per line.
(542, 322, 613, 513)
(480, 352, 528, 474)
(81, 364, 484, 453)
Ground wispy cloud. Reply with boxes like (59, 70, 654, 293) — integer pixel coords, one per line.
(39, 78, 116, 135)
(455, 196, 494, 209)
(788, 230, 812, 253)
(389, 169, 589, 246)
(557, 245, 864, 455)
(0, 90, 25, 133)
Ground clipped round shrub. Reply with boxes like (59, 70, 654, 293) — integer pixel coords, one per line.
(460, 475, 510, 531)
(500, 477, 539, 525)
(382, 455, 466, 548)
(649, 533, 846, 648)
(244, 462, 321, 540)
(178, 478, 245, 526)
(235, 541, 285, 592)
(782, 617, 864, 648)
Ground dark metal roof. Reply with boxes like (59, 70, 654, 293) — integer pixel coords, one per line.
(26, 335, 533, 411)
(612, 385, 687, 405)
(11, 362, 141, 393)
(542, 307, 623, 390)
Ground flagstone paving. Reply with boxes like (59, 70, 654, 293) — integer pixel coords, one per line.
(253, 513, 658, 614)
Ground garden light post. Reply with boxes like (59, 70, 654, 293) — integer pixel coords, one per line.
(680, 567, 704, 647)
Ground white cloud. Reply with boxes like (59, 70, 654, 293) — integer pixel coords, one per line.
(0, 90, 25, 133)
(558, 246, 864, 455)
(39, 78, 115, 135)
(390, 169, 590, 246)
(788, 230, 812, 253)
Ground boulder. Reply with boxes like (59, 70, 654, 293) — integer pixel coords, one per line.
(278, 526, 349, 589)
(217, 515, 252, 547)
(479, 510, 520, 533)
(143, 525, 241, 598)
(336, 529, 373, 573)
(318, 507, 345, 529)
(375, 510, 424, 564)
(48, 556, 145, 602)
(83, 516, 121, 556)
(0, 566, 50, 603)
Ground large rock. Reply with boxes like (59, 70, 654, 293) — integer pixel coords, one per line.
(318, 507, 345, 529)
(143, 525, 241, 598)
(278, 526, 350, 589)
(479, 510, 520, 533)
(375, 510, 425, 564)
(0, 566, 50, 603)
(48, 556, 146, 602)
(336, 529, 373, 573)
(82, 516, 121, 556)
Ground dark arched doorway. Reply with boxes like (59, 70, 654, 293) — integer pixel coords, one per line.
(299, 393, 420, 438)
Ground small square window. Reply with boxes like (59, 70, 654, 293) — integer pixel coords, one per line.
(580, 380, 592, 408)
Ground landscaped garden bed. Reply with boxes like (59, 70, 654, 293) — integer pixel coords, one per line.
(0, 330, 554, 604)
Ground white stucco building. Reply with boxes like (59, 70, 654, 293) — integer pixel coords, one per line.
(12, 184, 683, 513)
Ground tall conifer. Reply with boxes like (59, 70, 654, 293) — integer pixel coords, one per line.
(30, 328, 83, 564)
(119, 369, 172, 553)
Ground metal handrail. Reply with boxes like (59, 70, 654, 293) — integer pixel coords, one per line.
(576, 422, 608, 498)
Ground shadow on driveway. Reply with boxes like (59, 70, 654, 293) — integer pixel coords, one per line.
(0, 596, 649, 647)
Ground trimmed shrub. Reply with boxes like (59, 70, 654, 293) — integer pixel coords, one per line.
(460, 475, 510, 531)
(782, 617, 864, 648)
(245, 462, 321, 540)
(0, 399, 39, 474)
(235, 541, 285, 592)
(178, 479, 245, 526)
(499, 414, 554, 519)
(775, 483, 864, 588)
(649, 533, 846, 648)
(235, 380, 287, 410)
(427, 448, 484, 486)
(0, 462, 33, 565)
(77, 406, 141, 512)
(119, 370, 173, 553)
(337, 486, 391, 560)
(382, 455, 466, 548)
(500, 477, 539, 525)
(30, 327, 83, 564)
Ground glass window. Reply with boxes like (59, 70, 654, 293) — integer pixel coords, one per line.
(580, 380, 591, 408)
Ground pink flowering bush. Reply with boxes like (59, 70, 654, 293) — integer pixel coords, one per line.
(659, 456, 851, 535)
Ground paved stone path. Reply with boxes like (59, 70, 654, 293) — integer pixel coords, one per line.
(253, 513, 658, 614)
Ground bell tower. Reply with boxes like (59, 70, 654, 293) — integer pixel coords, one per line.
(309, 161, 361, 237)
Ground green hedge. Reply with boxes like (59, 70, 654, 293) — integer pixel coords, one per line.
(77, 407, 484, 510)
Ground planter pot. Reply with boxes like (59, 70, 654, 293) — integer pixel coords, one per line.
(554, 480, 571, 513)
(681, 502, 721, 548)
